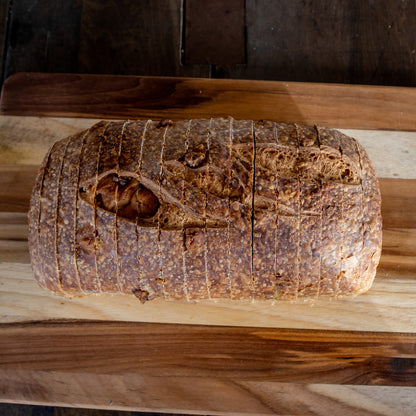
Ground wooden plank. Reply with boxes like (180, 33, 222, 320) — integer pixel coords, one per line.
(379, 179, 416, 229)
(0, 164, 37, 212)
(2, 73, 416, 130)
(2, 0, 208, 85)
(218, 0, 416, 87)
(2, 0, 83, 84)
(1, 376, 415, 416)
(0, 321, 415, 386)
(183, 0, 245, 65)
(0, 261, 415, 331)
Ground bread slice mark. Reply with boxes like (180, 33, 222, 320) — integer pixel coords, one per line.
(180, 119, 212, 301)
(157, 121, 172, 300)
(204, 118, 213, 300)
(253, 120, 276, 301)
(331, 130, 343, 297)
(314, 125, 323, 301)
(181, 120, 192, 302)
(134, 120, 155, 299)
(337, 135, 349, 296)
(138, 120, 151, 174)
(228, 118, 255, 300)
(336, 135, 345, 298)
(38, 140, 68, 295)
(137, 120, 151, 295)
(227, 117, 233, 300)
(139, 119, 164, 298)
(54, 137, 71, 293)
(294, 124, 301, 302)
(92, 122, 111, 293)
(249, 119, 256, 302)
(117, 121, 150, 298)
(114, 121, 128, 293)
(73, 129, 90, 294)
(271, 122, 280, 305)
(31, 145, 53, 289)
(353, 137, 366, 290)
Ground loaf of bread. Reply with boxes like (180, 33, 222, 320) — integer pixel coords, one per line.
(28, 118, 382, 302)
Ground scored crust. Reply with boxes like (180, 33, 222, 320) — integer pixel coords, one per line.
(206, 118, 232, 299)
(182, 119, 212, 301)
(159, 120, 189, 300)
(95, 121, 125, 293)
(253, 120, 276, 300)
(135, 121, 166, 299)
(57, 131, 85, 295)
(29, 118, 382, 301)
(296, 125, 321, 299)
(37, 137, 69, 295)
(116, 120, 147, 297)
(28, 144, 55, 291)
(76, 121, 108, 293)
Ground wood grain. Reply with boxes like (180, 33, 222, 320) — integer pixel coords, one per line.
(3, 1, 416, 90)
(2, 73, 416, 130)
(77, 0, 208, 79)
(1, 260, 416, 331)
(2, 376, 415, 416)
(379, 179, 416, 229)
(218, 0, 416, 87)
(2, 0, 209, 86)
(3, 0, 83, 83)
(0, 321, 415, 385)
(1, 322, 415, 414)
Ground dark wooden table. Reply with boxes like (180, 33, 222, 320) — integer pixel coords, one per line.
(1, 0, 416, 87)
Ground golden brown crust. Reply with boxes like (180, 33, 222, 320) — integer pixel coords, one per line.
(183, 119, 212, 301)
(228, 119, 254, 300)
(29, 118, 382, 301)
(76, 121, 108, 293)
(37, 138, 69, 295)
(159, 120, 188, 300)
(95, 122, 125, 293)
(57, 132, 85, 294)
(253, 120, 276, 300)
(28, 145, 53, 291)
(206, 118, 232, 299)
(117, 120, 148, 296)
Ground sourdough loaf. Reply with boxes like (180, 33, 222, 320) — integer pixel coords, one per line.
(28, 118, 382, 301)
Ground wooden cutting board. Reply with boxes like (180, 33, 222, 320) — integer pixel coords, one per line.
(1, 73, 415, 415)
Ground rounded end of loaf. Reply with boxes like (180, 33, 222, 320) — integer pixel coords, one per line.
(28, 142, 65, 296)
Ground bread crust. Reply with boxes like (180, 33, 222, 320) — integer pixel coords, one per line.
(183, 119, 211, 300)
(57, 132, 85, 294)
(37, 137, 69, 294)
(29, 118, 382, 301)
(76, 120, 108, 293)
(116, 120, 148, 297)
(95, 121, 125, 293)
